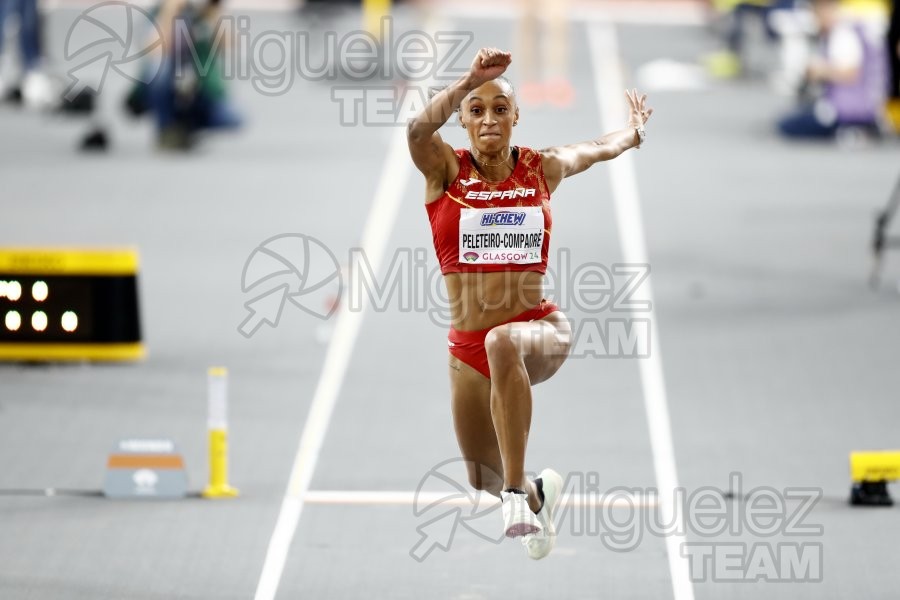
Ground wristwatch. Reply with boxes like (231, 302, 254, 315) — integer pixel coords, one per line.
(635, 125, 646, 148)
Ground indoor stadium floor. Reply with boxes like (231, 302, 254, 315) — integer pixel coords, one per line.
(1, 2, 899, 599)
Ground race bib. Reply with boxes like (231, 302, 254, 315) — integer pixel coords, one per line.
(459, 206, 544, 265)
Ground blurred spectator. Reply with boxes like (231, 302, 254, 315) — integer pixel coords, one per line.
(299, 0, 357, 25)
(0, 0, 56, 109)
(777, 0, 887, 139)
(152, 0, 241, 149)
(103, 0, 241, 151)
(705, 0, 801, 79)
(516, 0, 573, 108)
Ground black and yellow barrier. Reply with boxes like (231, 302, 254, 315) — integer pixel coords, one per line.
(0, 248, 143, 362)
(849, 451, 900, 506)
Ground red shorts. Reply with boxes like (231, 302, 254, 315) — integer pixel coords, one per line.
(447, 300, 560, 379)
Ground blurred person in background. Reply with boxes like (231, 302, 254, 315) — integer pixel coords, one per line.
(516, 0, 573, 107)
(0, 0, 57, 108)
(150, 0, 241, 150)
(102, 0, 241, 151)
(705, 0, 801, 79)
(777, 0, 887, 140)
(299, 0, 359, 21)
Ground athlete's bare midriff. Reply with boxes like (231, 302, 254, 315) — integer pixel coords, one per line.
(444, 270, 545, 331)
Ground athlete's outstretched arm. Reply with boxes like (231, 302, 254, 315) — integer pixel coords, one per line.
(541, 89, 653, 193)
(407, 48, 511, 183)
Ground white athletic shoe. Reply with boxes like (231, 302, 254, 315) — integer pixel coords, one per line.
(22, 71, 60, 111)
(501, 489, 542, 538)
(522, 469, 564, 560)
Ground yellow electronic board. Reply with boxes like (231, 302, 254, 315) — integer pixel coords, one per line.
(0, 248, 144, 361)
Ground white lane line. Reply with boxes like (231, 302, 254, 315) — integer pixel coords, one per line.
(304, 490, 659, 508)
(587, 20, 695, 600)
(252, 129, 413, 600)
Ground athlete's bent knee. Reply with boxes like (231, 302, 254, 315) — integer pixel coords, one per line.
(484, 326, 519, 369)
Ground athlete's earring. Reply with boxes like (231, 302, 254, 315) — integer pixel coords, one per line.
(461, 123, 467, 129)
(514, 121, 518, 126)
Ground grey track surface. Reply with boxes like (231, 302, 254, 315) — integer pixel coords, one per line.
(1, 5, 899, 600)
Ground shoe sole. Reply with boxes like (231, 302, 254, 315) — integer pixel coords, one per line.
(506, 522, 541, 538)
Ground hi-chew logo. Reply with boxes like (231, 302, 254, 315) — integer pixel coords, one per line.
(480, 212, 527, 227)
(465, 189, 536, 201)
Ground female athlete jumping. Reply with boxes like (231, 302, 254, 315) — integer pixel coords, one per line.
(407, 47, 652, 559)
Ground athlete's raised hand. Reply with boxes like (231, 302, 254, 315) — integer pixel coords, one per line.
(468, 48, 512, 88)
(625, 89, 653, 128)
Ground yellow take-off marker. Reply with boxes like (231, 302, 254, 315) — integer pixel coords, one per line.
(203, 367, 239, 498)
(364, 0, 391, 40)
(849, 450, 900, 506)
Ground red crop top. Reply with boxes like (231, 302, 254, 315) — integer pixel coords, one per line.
(425, 146, 552, 275)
